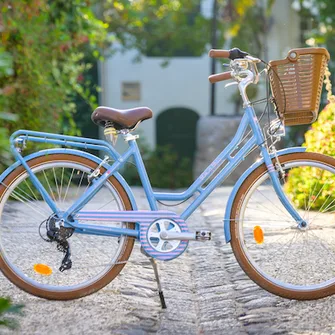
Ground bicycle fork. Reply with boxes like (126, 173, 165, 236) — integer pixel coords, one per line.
(261, 145, 306, 228)
(244, 106, 306, 228)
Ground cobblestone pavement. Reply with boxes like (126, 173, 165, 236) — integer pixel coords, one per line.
(1, 187, 335, 335)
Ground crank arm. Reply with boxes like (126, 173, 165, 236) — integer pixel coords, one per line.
(160, 230, 211, 241)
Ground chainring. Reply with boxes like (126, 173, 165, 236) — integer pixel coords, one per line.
(140, 217, 189, 261)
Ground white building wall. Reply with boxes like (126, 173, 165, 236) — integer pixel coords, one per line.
(100, 0, 300, 149)
(266, 0, 301, 60)
(101, 50, 237, 149)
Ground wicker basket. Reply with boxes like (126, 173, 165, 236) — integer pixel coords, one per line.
(269, 48, 330, 126)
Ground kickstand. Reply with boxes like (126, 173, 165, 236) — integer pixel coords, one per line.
(150, 258, 167, 309)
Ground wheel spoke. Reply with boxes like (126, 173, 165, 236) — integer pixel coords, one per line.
(23, 179, 38, 201)
(96, 198, 116, 211)
(255, 187, 292, 220)
(75, 171, 86, 198)
(63, 168, 74, 203)
(43, 170, 57, 203)
(59, 167, 65, 202)
(0, 181, 50, 217)
(8, 188, 50, 219)
(52, 167, 61, 202)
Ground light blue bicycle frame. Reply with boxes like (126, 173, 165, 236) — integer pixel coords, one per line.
(9, 105, 305, 242)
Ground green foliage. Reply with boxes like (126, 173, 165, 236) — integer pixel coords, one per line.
(286, 1, 335, 208)
(0, 48, 13, 77)
(286, 103, 335, 209)
(103, 0, 276, 59)
(295, 0, 335, 61)
(286, 164, 335, 210)
(0, 297, 24, 330)
(296, 0, 335, 41)
(104, 0, 210, 58)
(0, 50, 17, 170)
(0, 0, 108, 164)
(303, 103, 335, 155)
(0, 0, 278, 175)
(219, 0, 275, 51)
(145, 145, 193, 189)
(220, 0, 275, 114)
(0, 111, 18, 170)
(292, 0, 335, 140)
(103, 0, 276, 60)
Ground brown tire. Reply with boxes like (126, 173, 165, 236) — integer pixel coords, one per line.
(0, 153, 135, 300)
(230, 152, 335, 300)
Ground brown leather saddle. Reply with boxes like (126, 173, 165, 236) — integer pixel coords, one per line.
(91, 106, 153, 129)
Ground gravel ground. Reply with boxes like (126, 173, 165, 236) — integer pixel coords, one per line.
(1, 187, 335, 335)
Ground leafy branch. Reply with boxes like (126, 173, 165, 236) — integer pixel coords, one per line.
(0, 297, 24, 330)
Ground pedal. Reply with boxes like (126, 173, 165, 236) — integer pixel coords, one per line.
(195, 230, 211, 241)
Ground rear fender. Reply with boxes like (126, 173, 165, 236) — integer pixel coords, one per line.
(0, 148, 138, 210)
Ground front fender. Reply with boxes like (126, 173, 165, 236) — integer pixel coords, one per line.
(0, 148, 138, 210)
(223, 147, 306, 243)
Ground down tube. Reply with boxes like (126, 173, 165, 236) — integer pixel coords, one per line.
(245, 105, 305, 224)
(180, 136, 257, 220)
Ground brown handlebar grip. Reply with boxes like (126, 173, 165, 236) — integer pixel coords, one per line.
(208, 72, 232, 84)
(208, 49, 230, 58)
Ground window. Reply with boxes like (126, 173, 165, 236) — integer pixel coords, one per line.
(122, 82, 141, 101)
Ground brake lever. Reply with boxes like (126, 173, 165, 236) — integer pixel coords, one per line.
(245, 55, 261, 63)
(225, 82, 238, 88)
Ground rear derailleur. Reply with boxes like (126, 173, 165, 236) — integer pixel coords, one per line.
(43, 214, 74, 272)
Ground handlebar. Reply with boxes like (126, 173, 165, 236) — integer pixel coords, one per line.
(208, 47, 261, 107)
(208, 72, 232, 83)
(208, 47, 260, 84)
(208, 48, 249, 60)
(208, 49, 230, 58)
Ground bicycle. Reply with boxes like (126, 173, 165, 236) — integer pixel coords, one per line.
(1, 47, 334, 308)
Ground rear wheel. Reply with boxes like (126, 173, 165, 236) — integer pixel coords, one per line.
(0, 154, 135, 300)
(230, 152, 335, 300)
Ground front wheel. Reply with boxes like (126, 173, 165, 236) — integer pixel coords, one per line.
(0, 154, 135, 300)
(230, 152, 335, 300)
